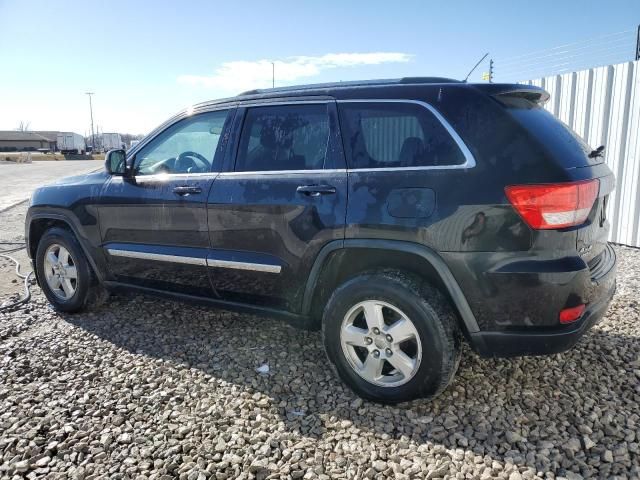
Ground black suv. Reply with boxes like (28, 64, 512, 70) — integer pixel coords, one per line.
(26, 78, 617, 403)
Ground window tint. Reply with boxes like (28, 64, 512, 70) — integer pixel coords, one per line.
(339, 102, 465, 169)
(498, 95, 599, 168)
(236, 104, 329, 172)
(134, 110, 229, 175)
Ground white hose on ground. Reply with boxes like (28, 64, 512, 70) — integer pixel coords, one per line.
(0, 243, 34, 312)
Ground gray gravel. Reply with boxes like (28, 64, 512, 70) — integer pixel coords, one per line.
(1, 208, 639, 478)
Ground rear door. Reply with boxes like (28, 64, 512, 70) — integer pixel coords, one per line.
(206, 100, 347, 311)
(98, 108, 234, 296)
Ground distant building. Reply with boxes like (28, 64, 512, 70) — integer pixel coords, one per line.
(0, 131, 56, 151)
(34, 131, 62, 150)
(0, 130, 89, 152)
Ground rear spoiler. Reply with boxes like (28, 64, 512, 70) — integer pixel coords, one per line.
(471, 83, 550, 105)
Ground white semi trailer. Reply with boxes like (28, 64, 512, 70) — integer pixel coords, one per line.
(56, 132, 86, 154)
(102, 133, 124, 151)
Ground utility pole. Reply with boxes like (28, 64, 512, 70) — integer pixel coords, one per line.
(489, 59, 494, 83)
(271, 62, 275, 88)
(85, 92, 95, 152)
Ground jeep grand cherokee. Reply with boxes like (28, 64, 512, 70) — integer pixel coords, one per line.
(26, 78, 617, 403)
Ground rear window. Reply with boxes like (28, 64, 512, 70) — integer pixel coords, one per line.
(498, 95, 600, 168)
(339, 102, 466, 169)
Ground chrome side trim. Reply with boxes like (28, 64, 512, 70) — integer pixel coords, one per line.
(337, 99, 476, 171)
(207, 259, 282, 273)
(107, 249, 207, 266)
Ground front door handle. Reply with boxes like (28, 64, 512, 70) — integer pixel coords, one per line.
(296, 184, 336, 197)
(173, 185, 202, 196)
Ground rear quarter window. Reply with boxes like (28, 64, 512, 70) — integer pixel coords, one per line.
(498, 95, 599, 168)
(338, 102, 466, 169)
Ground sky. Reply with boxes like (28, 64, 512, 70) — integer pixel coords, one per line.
(0, 0, 637, 135)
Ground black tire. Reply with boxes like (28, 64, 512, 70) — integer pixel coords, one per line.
(322, 270, 461, 404)
(35, 227, 107, 313)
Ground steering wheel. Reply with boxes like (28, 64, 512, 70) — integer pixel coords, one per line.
(176, 151, 209, 173)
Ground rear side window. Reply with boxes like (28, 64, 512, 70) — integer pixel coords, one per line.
(498, 95, 598, 168)
(235, 104, 329, 171)
(339, 102, 466, 169)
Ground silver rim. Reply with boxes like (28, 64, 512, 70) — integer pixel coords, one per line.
(340, 300, 422, 387)
(43, 243, 78, 300)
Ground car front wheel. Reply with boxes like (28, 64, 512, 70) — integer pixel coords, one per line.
(36, 227, 107, 312)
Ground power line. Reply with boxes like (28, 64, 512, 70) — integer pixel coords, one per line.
(497, 50, 635, 82)
(499, 35, 634, 69)
(498, 47, 634, 75)
(499, 28, 635, 65)
(495, 26, 638, 82)
(498, 43, 634, 75)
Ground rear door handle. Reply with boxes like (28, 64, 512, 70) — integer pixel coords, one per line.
(173, 185, 202, 196)
(296, 184, 336, 197)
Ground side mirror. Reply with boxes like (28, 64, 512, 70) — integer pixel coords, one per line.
(104, 149, 127, 175)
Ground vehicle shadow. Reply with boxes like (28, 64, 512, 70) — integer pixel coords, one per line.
(65, 293, 639, 476)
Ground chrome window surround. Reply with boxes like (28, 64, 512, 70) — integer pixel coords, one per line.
(132, 172, 220, 183)
(224, 99, 475, 176)
(220, 169, 345, 177)
(127, 98, 475, 179)
(107, 248, 281, 273)
(336, 99, 476, 172)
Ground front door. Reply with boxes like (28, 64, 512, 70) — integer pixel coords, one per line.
(98, 108, 234, 296)
(207, 101, 347, 311)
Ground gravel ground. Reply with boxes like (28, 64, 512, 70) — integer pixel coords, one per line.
(1, 204, 639, 479)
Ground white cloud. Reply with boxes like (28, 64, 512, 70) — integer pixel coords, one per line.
(177, 52, 412, 92)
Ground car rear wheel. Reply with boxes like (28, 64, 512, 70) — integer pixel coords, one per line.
(322, 271, 461, 403)
(36, 227, 107, 312)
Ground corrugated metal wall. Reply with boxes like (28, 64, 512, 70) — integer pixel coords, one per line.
(523, 60, 640, 247)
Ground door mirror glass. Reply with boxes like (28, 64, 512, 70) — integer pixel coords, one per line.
(105, 149, 126, 175)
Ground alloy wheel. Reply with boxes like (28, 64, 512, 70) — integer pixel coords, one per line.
(340, 300, 422, 387)
(43, 243, 78, 300)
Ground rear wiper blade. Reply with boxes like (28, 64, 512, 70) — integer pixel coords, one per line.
(589, 145, 605, 158)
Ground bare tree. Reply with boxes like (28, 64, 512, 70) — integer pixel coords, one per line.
(16, 121, 31, 131)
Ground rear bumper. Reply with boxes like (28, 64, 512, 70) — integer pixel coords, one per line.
(446, 243, 617, 357)
(469, 278, 615, 357)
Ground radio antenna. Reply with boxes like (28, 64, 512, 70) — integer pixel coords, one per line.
(463, 53, 489, 83)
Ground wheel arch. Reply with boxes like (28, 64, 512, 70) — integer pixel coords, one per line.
(27, 212, 104, 283)
(302, 239, 479, 335)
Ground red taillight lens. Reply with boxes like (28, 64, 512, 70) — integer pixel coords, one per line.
(559, 304, 586, 324)
(505, 179, 599, 229)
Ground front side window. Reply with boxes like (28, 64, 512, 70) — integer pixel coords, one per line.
(339, 102, 465, 169)
(235, 104, 330, 172)
(134, 110, 229, 175)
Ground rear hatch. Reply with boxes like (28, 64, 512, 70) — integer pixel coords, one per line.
(492, 86, 613, 264)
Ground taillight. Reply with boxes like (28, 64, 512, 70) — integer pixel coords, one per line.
(505, 179, 599, 229)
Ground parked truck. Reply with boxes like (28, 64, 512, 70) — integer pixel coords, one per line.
(101, 133, 124, 152)
(56, 132, 86, 154)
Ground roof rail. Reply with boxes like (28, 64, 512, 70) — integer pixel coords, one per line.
(238, 77, 461, 96)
